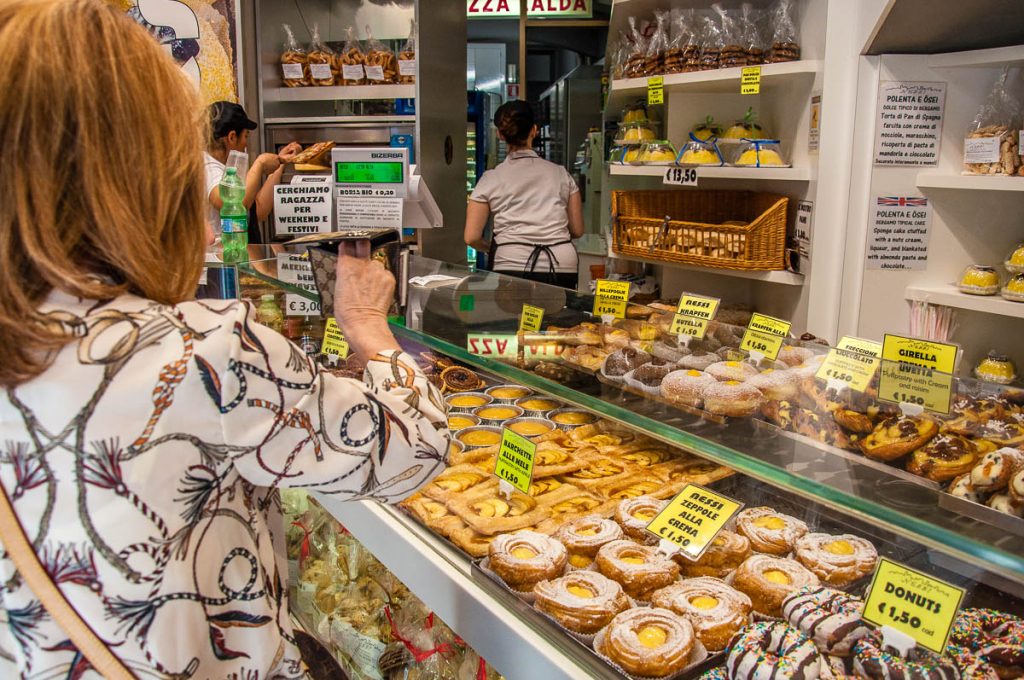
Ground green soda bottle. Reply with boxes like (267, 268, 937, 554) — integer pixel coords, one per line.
(220, 167, 248, 265)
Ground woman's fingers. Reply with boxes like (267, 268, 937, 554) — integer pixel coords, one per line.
(355, 239, 371, 259)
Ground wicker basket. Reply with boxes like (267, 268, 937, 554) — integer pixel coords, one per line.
(611, 190, 789, 270)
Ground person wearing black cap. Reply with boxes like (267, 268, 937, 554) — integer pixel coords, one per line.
(464, 100, 584, 289)
(204, 101, 301, 243)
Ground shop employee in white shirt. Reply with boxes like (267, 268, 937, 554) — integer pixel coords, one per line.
(465, 100, 585, 289)
(204, 101, 301, 244)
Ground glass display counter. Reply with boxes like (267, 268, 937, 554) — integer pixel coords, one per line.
(237, 252, 1024, 680)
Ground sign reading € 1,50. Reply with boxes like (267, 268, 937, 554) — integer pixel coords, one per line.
(645, 484, 744, 561)
(321, 318, 350, 360)
(816, 336, 882, 393)
(878, 334, 959, 414)
(467, 0, 592, 18)
(740, 313, 792, 362)
(670, 294, 721, 339)
(493, 428, 538, 494)
(593, 280, 630, 319)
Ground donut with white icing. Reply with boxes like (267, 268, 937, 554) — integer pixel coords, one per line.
(782, 587, 870, 656)
(726, 621, 822, 680)
(853, 630, 959, 680)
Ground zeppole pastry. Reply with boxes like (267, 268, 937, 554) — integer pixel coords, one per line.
(860, 415, 939, 462)
(557, 515, 623, 569)
(675, 529, 751, 578)
(614, 496, 667, 544)
(906, 434, 980, 482)
(727, 621, 822, 680)
(706, 360, 760, 382)
(703, 380, 765, 418)
(662, 369, 719, 408)
(651, 577, 753, 651)
(533, 571, 629, 634)
(733, 554, 821, 617)
(793, 533, 878, 588)
(595, 539, 680, 599)
(747, 369, 800, 402)
(735, 507, 809, 556)
(596, 607, 696, 677)
(488, 530, 567, 591)
(783, 587, 871, 656)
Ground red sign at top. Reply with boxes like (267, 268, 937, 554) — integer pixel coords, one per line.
(467, 0, 592, 18)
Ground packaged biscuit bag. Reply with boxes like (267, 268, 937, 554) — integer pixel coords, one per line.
(364, 24, 398, 84)
(699, 15, 723, 70)
(714, 3, 746, 68)
(281, 23, 310, 87)
(622, 16, 648, 79)
(766, 0, 801, 62)
(643, 10, 670, 76)
(336, 26, 367, 86)
(963, 67, 1022, 176)
(740, 3, 764, 65)
(398, 19, 416, 84)
(308, 24, 335, 87)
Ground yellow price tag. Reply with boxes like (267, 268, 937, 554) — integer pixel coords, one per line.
(593, 297, 627, 319)
(878, 360, 954, 414)
(838, 336, 883, 357)
(645, 484, 744, 561)
(816, 337, 883, 393)
(466, 334, 518, 361)
(741, 66, 761, 94)
(881, 334, 959, 374)
(647, 75, 664, 105)
(670, 294, 720, 339)
(595, 279, 631, 301)
(862, 558, 965, 654)
(670, 313, 710, 338)
(494, 428, 537, 494)
(321, 318, 350, 359)
(740, 313, 792, 361)
(519, 304, 544, 332)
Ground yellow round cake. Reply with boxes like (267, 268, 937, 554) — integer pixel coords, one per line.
(1002, 274, 1024, 302)
(959, 265, 1000, 295)
(1006, 243, 1024, 273)
(623, 126, 656, 143)
(722, 124, 755, 139)
(735, 149, 785, 166)
(679, 148, 720, 165)
(975, 352, 1016, 385)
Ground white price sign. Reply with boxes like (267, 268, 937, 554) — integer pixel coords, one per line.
(285, 294, 321, 317)
(663, 167, 698, 186)
(276, 254, 321, 317)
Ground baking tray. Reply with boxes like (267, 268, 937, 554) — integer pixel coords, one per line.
(937, 491, 1024, 538)
(595, 372, 730, 426)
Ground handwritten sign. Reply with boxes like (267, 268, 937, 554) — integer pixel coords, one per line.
(593, 280, 630, 319)
(648, 75, 664, 105)
(670, 294, 720, 339)
(741, 66, 761, 95)
(646, 484, 744, 561)
(816, 336, 882, 393)
(519, 304, 544, 332)
(878, 334, 958, 414)
(494, 428, 537, 494)
(740, 313, 792, 361)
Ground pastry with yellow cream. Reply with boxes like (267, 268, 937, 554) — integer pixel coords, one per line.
(456, 427, 503, 449)
(557, 515, 624, 570)
(793, 533, 878, 588)
(534, 571, 630, 634)
(445, 392, 491, 411)
(732, 554, 821, 617)
(486, 385, 532, 402)
(488, 530, 567, 591)
(473, 404, 524, 423)
(975, 351, 1017, 385)
(595, 540, 680, 599)
(596, 608, 695, 677)
(734, 148, 786, 166)
(650, 577, 753, 651)
(507, 418, 555, 437)
(959, 265, 1001, 296)
(1002, 274, 1024, 302)
(675, 529, 752, 578)
(550, 409, 597, 428)
(1005, 243, 1024, 274)
(422, 464, 490, 501)
(735, 507, 809, 556)
(516, 397, 563, 414)
(614, 495, 667, 544)
(447, 414, 480, 431)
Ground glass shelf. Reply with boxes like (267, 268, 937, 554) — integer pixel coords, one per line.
(246, 253, 1024, 588)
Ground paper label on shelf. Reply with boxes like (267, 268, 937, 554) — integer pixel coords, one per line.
(873, 81, 946, 166)
(466, 333, 518, 361)
(276, 253, 321, 317)
(963, 136, 1001, 164)
(645, 484, 744, 561)
(663, 166, 698, 186)
(364, 65, 385, 81)
(519, 304, 544, 332)
(795, 200, 813, 258)
(816, 347, 880, 393)
(399, 59, 416, 77)
(335, 196, 402, 230)
(328, 618, 386, 680)
(342, 64, 365, 80)
(321, 318, 350, 359)
(310, 63, 333, 80)
(647, 75, 664, 105)
(494, 428, 537, 494)
(862, 558, 965, 655)
(866, 196, 932, 271)
(809, 94, 821, 152)
(592, 280, 630, 319)
(740, 313, 791, 361)
(274, 184, 332, 236)
(670, 294, 720, 339)
(284, 295, 321, 317)
(741, 66, 761, 95)
(281, 63, 304, 80)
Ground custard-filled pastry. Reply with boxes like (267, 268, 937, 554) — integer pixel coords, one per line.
(735, 506, 809, 556)
(403, 495, 465, 537)
(732, 554, 820, 617)
(448, 484, 551, 536)
(595, 539, 680, 600)
(614, 495, 667, 545)
(533, 571, 630, 634)
(422, 464, 491, 501)
(557, 515, 624, 561)
(906, 434, 980, 482)
(488, 530, 567, 591)
(793, 533, 878, 588)
(674, 529, 751, 578)
(859, 415, 938, 461)
(604, 474, 671, 502)
(650, 577, 752, 651)
(595, 607, 696, 677)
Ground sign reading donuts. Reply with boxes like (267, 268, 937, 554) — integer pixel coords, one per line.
(670, 294, 721, 339)
(593, 280, 631, 320)
(862, 558, 965, 654)
(740, 313, 792, 362)
(494, 428, 537, 494)
(878, 334, 960, 414)
(816, 336, 882, 393)
(644, 484, 743, 561)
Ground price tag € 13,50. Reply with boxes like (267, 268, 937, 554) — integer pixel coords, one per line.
(664, 166, 698, 187)
(645, 484, 744, 561)
(862, 558, 965, 654)
(740, 313, 792, 362)
(321, 318, 350, 360)
(493, 428, 537, 495)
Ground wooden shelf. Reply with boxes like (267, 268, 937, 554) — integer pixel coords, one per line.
(916, 173, 1024, 192)
(267, 84, 415, 102)
(610, 251, 805, 286)
(905, 284, 1024, 319)
(608, 60, 822, 99)
(609, 164, 812, 181)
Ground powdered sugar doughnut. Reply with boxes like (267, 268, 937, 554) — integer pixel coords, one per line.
(662, 369, 718, 408)
(596, 607, 695, 677)
(488, 530, 567, 590)
(726, 621, 822, 680)
(651, 577, 752, 651)
(782, 587, 870, 656)
(614, 495, 666, 545)
(748, 369, 801, 401)
(557, 515, 623, 561)
(736, 507, 809, 556)
(533, 570, 629, 634)
(707, 360, 760, 382)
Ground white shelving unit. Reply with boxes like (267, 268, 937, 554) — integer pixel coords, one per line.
(610, 250, 805, 285)
(265, 84, 416, 102)
(916, 173, 1024, 192)
(608, 60, 822, 101)
(927, 44, 1024, 69)
(610, 164, 812, 181)
(905, 284, 1024, 319)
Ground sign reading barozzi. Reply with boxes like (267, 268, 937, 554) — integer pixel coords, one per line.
(467, 0, 592, 18)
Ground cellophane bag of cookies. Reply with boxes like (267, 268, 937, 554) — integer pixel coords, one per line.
(741, 3, 764, 65)
(308, 24, 335, 86)
(281, 23, 310, 87)
(678, 9, 701, 72)
(766, 0, 801, 62)
(963, 67, 1022, 176)
(699, 15, 723, 71)
(337, 26, 366, 86)
(364, 25, 398, 84)
(663, 10, 685, 74)
(622, 16, 648, 79)
(398, 19, 416, 84)
(714, 3, 745, 68)
(643, 10, 670, 77)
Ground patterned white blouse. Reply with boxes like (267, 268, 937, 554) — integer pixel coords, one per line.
(0, 293, 450, 678)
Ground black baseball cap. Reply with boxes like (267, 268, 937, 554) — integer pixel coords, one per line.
(209, 101, 257, 139)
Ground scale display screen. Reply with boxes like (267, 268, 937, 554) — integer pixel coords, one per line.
(335, 161, 404, 185)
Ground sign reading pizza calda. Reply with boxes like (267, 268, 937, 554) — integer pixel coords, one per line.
(468, 0, 592, 18)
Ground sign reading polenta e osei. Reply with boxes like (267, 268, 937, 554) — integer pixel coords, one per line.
(645, 484, 744, 561)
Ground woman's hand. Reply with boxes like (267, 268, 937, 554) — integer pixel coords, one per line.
(277, 142, 303, 164)
(256, 152, 282, 174)
(334, 240, 401, 361)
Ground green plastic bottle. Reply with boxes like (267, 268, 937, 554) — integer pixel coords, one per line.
(219, 167, 248, 266)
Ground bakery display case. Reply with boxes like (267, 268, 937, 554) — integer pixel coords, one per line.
(238, 254, 1024, 680)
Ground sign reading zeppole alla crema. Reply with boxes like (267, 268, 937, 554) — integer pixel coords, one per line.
(467, 0, 592, 18)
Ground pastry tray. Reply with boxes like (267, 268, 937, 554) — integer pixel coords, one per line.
(937, 491, 1024, 538)
(595, 372, 730, 426)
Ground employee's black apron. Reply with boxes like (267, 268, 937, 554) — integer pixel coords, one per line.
(488, 237, 573, 285)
